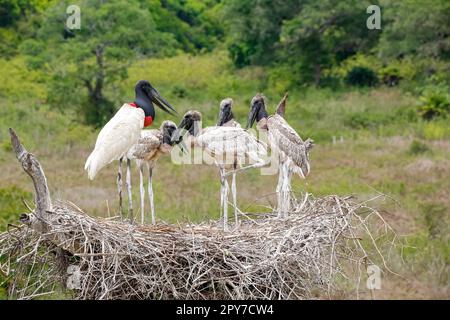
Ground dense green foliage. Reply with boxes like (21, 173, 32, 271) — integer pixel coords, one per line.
(4, 0, 224, 126)
(225, 0, 449, 89)
(1, 0, 448, 126)
(418, 87, 450, 120)
(21, 0, 185, 126)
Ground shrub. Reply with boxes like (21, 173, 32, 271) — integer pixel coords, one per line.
(379, 59, 417, 87)
(0, 57, 47, 100)
(379, 66, 402, 87)
(418, 89, 449, 120)
(345, 67, 378, 87)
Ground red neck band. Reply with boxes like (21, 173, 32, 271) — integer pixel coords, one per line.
(128, 103, 153, 127)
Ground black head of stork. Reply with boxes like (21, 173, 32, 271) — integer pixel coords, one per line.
(161, 120, 188, 153)
(246, 93, 268, 129)
(176, 110, 202, 136)
(160, 120, 178, 145)
(171, 110, 202, 147)
(134, 80, 177, 121)
(217, 98, 234, 126)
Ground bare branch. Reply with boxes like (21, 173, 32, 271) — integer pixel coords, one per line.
(9, 128, 52, 219)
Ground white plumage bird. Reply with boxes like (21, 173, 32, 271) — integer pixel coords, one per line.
(216, 98, 241, 224)
(247, 93, 313, 218)
(85, 104, 144, 180)
(174, 110, 267, 230)
(84, 80, 177, 218)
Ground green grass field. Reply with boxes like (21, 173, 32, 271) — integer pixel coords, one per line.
(0, 51, 448, 299)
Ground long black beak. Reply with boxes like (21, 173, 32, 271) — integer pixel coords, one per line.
(149, 87, 177, 116)
(217, 106, 231, 126)
(217, 109, 225, 126)
(170, 122, 188, 154)
(246, 104, 259, 129)
(169, 132, 187, 154)
(171, 118, 187, 144)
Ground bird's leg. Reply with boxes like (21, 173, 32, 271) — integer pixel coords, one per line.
(218, 165, 224, 225)
(276, 160, 284, 218)
(284, 162, 291, 217)
(117, 157, 123, 217)
(148, 165, 155, 225)
(284, 164, 293, 217)
(231, 162, 238, 227)
(139, 163, 145, 225)
(278, 162, 288, 219)
(219, 166, 228, 231)
(279, 162, 293, 218)
(126, 158, 133, 221)
(223, 171, 229, 232)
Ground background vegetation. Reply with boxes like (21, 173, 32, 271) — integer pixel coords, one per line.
(0, 0, 448, 299)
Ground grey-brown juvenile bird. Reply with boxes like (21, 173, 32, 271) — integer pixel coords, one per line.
(247, 93, 313, 218)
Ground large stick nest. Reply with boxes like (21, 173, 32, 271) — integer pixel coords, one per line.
(0, 193, 394, 300)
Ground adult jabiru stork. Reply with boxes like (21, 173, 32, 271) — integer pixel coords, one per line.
(84, 80, 177, 218)
(126, 120, 180, 225)
(246, 93, 313, 218)
(174, 110, 267, 231)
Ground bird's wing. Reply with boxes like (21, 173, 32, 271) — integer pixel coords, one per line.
(267, 114, 311, 177)
(198, 127, 266, 163)
(94, 104, 132, 148)
(128, 129, 162, 160)
(85, 104, 131, 169)
(85, 105, 144, 180)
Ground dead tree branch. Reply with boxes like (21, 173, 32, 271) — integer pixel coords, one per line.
(9, 128, 51, 232)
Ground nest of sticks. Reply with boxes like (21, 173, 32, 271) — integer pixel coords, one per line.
(0, 194, 395, 300)
(0, 129, 396, 300)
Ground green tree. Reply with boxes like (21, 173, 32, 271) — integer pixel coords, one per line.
(224, 0, 303, 67)
(151, 0, 224, 52)
(0, 0, 21, 27)
(379, 0, 450, 60)
(20, 0, 179, 127)
(279, 0, 380, 86)
(224, 0, 380, 85)
(0, 0, 53, 27)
